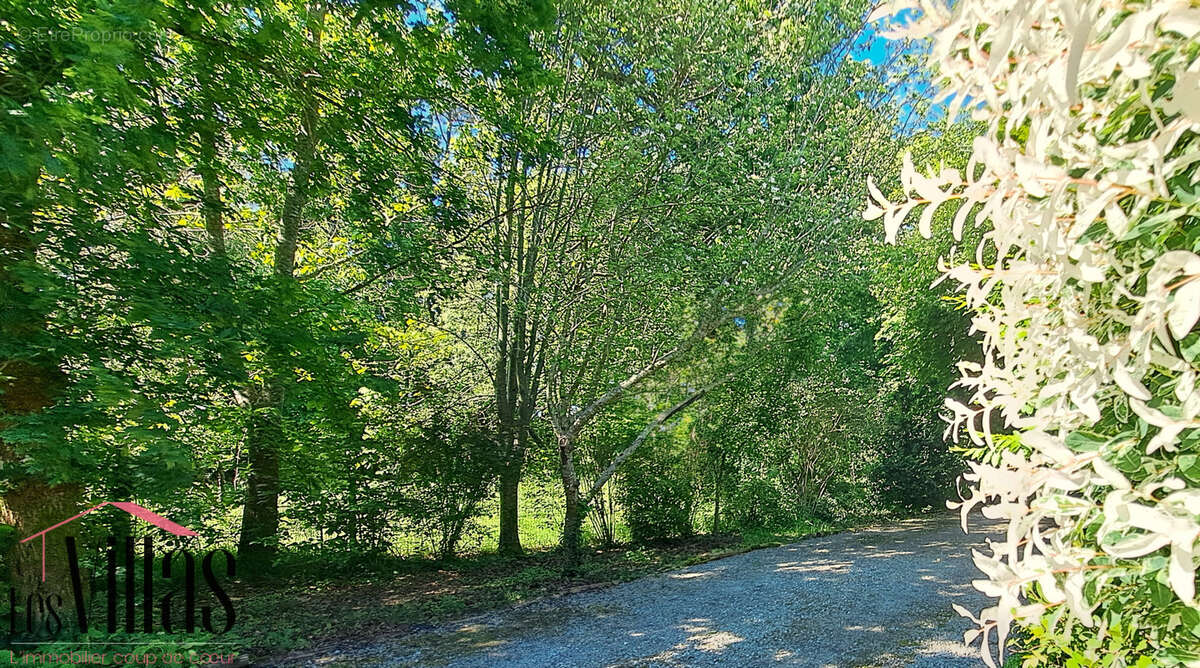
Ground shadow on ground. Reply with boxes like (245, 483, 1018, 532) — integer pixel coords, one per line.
(271, 515, 1002, 668)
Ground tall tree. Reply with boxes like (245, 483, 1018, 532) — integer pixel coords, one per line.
(520, 0, 886, 559)
(0, 0, 198, 603)
(0, 0, 555, 586)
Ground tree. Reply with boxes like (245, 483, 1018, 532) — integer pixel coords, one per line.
(0, 0, 555, 592)
(518, 0, 889, 561)
(0, 0, 219, 603)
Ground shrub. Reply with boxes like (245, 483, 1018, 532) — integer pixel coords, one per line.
(872, 419, 965, 512)
(618, 444, 696, 543)
(723, 476, 789, 529)
(398, 418, 499, 560)
(866, 1, 1200, 665)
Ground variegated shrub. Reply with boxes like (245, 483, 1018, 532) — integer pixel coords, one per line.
(864, 1, 1200, 665)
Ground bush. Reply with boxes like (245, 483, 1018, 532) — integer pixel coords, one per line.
(723, 476, 792, 529)
(618, 444, 695, 543)
(867, 2, 1200, 665)
(397, 418, 499, 560)
(872, 420, 964, 512)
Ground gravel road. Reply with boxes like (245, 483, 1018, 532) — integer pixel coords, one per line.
(288, 514, 999, 667)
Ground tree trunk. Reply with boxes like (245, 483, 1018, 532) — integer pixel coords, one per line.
(198, 113, 225, 258)
(236, 5, 323, 567)
(558, 434, 583, 567)
(0, 481, 84, 624)
(498, 462, 522, 555)
(193, 64, 274, 565)
(439, 519, 464, 561)
(493, 149, 526, 557)
(0, 155, 84, 621)
(712, 483, 721, 535)
(712, 450, 724, 535)
(237, 384, 283, 570)
(561, 494, 582, 567)
(493, 370, 522, 554)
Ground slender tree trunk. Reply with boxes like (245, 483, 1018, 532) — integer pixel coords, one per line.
(195, 71, 283, 571)
(558, 433, 583, 566)
(493, 367, 523, 554)
(494, 150, 524, 556)
(237, 5, 324, 568)
(712, 450, 724, 535)
(347, 463, 360, 549)
(712, 482, 721, 535)
(198, 115, 225, 257)
(493, 365, 521, 554)
(440, 518, 465, 561)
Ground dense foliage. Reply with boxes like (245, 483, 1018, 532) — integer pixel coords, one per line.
(868, 0, 1200, 665)
(1, 0, 978, 646)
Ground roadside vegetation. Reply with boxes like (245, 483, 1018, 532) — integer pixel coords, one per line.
(0, 0, 975, 660)
(868, 2, 1200, 666)
(8, 0, 1195, 665)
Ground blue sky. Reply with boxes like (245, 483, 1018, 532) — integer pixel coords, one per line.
(850, 16, 949, 132)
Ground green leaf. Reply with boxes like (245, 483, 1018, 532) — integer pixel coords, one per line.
(1067, 430, 1106, 452)
(1180, 332, 1200, 363)
(1179, 454, 1200, 483)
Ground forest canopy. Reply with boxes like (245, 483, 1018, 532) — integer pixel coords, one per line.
(1, 0, 966, 592)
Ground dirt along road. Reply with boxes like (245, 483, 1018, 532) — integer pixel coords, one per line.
(284, 514, 1002, 667)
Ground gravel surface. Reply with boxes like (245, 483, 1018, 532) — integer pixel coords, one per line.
(283, 514, 1001, 667)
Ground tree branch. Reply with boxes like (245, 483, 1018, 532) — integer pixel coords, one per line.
(582, 380, 719, 507)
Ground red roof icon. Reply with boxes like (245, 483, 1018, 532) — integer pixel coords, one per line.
(20, 501, 198, 581)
